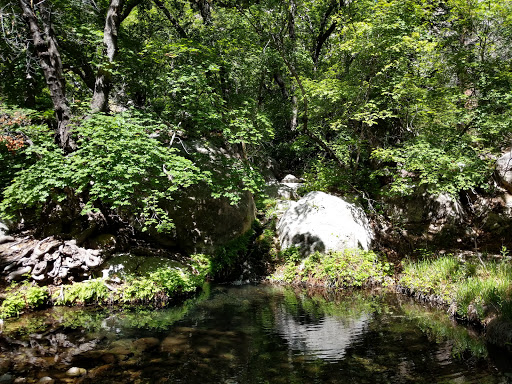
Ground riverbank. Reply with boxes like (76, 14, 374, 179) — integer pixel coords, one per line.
(0, 254, 211, 319)
(1, 245, 511, 351)
(268, 248, 512, 350)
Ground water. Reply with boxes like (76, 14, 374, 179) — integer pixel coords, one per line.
(0, 284, 511, 383)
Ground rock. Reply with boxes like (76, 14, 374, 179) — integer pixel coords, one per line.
(150, 183, 255, 254)
(135, 139, 257, 254)
(161, 335, 189, 353)
(496, 151, 512, 192)
(265, 174, 303, 201)
(0, 220, 8, 236)
(65, 367, 86, 377)
(132, 337, 160, 352)
(101, 254, 184, 279)
(277, 191, 374, 256)
(88, 234, 117, 250)
(485, 318, 512, 351)
(281, 174, 302, 184)
(1, 236, 104, 285)
(0, 374, 13, 384)
(37, 378, 54, 384)
(7, 266, 32, 282)
(0, 236, 14, 245)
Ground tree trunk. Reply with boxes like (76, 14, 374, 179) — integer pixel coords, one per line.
(90, 0, 125, 113)
(19, 0, 76, 152)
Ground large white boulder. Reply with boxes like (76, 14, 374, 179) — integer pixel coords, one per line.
(277, 191, 374, 256)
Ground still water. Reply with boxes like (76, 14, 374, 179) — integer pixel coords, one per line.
(1, 284, 511, 383)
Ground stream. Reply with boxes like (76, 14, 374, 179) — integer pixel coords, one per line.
(0, 284, 511, 383)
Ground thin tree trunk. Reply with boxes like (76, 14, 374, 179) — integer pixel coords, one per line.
(19, 0, 76, 152)
(90, 0, 124, 113)
(153, 0, 187, 38)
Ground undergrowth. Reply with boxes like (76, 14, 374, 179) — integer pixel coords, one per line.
(270, 248, 393, 288)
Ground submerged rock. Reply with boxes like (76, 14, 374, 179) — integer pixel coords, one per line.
(65, 367, 86, 377)
(277, 191, 374, 256)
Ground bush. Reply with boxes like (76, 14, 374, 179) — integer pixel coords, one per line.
(0, 112, 203, 233)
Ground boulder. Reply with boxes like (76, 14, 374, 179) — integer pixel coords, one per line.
(384, 189, 465, 235)
(100, 253, 184, 279)
(0, 220, 7, 236)
(277, 191, 374, 256)
(266, 174, 303, 201)
(150, 184, 255, 254)
(496, 151, 512, 193)
(143, 139, 256, 254)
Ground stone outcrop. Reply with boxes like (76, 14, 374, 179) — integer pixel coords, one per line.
(265, 174, 303, 201)
(161, 185, 255, 254)
(496, 150, 512, 193)
(0, 236, 103, 284)
(142, 139, 256, 254)
(277, 191, 374, 256)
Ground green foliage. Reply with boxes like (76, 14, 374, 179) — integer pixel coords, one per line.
(271, 249, 392, 288)
(371, 137, 492, 197)
(212, 228, 254, 274)
(0, 112, 203, 233)
(55, 278, 110, 305)
(0, 256, 212, 319)
(0, 282, 49, 319)
(400, 256, 512, 322)
(279, 246, 302, 264)
(53, 256, 212, 308)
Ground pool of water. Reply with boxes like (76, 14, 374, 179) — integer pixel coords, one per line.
(1, 284, 511, 383)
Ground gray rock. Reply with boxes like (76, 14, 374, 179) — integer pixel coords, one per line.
(0, 235, 14, 244)
(265, 174, 303, 201)
(0, 373, 13, 384)
(277, 191, 374, 256)
(101, 253, 184, 279)
(281, 174, 302, 184)
(37, 378, 54, 384)
(137, 139, 256, 254)
(384, 189, 464, 232)
(496, 151, 512, 192)
(0, 220, 8, 236)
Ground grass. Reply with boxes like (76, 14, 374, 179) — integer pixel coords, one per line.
(399, 255, 512, 322)
(270, 248, 393, 288)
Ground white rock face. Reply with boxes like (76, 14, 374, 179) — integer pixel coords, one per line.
(497, 151, 512, 192)
(277, 191, 374, 256)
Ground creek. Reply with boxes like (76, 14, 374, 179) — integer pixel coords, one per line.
(0, 284, 511, 383)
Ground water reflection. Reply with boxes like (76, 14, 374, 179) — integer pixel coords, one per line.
(0, 284, 510, 384)
(274, 303, 370, 361)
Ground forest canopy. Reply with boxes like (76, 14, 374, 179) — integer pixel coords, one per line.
(1, 0, 511, 232)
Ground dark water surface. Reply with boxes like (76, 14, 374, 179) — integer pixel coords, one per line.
(1, 284, 511, 383)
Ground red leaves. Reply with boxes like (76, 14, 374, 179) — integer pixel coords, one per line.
(0, 134, 25, 154)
